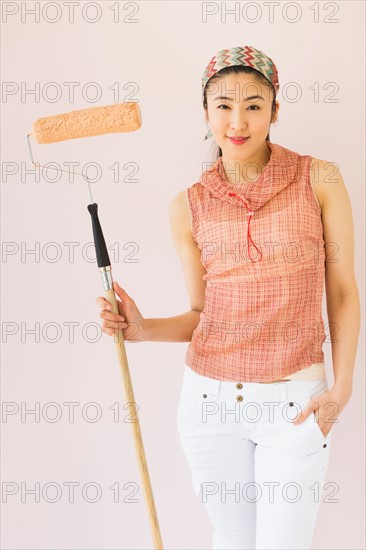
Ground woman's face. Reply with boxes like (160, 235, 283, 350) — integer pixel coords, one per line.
(205, 72, 279, 158)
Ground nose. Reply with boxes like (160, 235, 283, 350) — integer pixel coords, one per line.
(229, 108, 248, 132)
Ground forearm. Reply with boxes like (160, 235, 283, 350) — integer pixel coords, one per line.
(142, 309, 201, 342)
(327, 290, 361, 393)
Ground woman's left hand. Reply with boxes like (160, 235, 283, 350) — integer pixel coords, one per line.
(293, 384, 352, 438)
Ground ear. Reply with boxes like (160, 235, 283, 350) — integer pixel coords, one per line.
(271, 101, 280, 123)
(203, 107, 209, 126)
(274, 100, 280, 122)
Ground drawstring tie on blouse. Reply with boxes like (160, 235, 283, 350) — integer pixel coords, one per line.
(228, 192, 263, 262)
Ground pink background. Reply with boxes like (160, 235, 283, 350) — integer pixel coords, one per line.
(1, 1, 364, 549)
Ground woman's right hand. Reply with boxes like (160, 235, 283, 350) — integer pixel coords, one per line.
(96, 281, 146, 342)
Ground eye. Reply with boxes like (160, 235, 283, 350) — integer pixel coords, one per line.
(217, 104, 260, 110)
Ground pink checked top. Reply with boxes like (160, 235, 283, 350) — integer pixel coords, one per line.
(185, 141, 327, 382)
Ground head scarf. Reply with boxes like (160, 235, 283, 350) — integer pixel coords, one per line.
(202, 45, 279, 140)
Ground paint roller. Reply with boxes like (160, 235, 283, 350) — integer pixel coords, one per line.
(31, 102, 141, 143)
(27, 102, 164, 549)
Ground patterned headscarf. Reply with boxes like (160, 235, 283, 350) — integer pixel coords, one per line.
(202, 45, 279, 140)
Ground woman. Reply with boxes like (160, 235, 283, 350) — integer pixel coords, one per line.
(96, 46, 360, 549)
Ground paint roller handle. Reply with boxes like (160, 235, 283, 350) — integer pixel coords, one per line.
(87, 203, 111, 268)
(98, 288, 165, 549)
(88, 203, 164, 548)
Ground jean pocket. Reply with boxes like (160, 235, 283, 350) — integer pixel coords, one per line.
(279, 386, 332, 459)
(176, 368, 195, 430)
(308, 409, 332, 442)
(188, 368, 221, 403)
(178, 368, 222, 430)
(291, 394, 332, 457)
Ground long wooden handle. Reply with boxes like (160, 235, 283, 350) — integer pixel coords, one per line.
(105, 288, 164, 550)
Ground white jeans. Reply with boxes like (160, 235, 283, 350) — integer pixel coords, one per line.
(177, 365, 333, 550)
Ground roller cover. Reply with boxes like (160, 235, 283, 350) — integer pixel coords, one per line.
(32, 102, 142, 144)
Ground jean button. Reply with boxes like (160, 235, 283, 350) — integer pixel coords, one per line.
(236, 383, 243, 389)
(203, 394, 207, 398)
(236, 395, 243, 402)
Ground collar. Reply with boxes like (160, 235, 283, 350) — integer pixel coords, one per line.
(199, 141, 300, 262)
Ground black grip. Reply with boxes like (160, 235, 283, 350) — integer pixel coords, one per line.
(87, 203, 111, 268)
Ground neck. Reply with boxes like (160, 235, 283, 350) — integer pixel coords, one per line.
(221, 141, 272, 185)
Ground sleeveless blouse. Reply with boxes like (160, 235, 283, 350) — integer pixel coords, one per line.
(185, 141, 327, 382)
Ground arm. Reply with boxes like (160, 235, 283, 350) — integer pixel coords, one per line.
(143, 189, 207, 342)
(311, 158, 361, 397)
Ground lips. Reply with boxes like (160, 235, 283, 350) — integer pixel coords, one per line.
(227, 136, 250, 145)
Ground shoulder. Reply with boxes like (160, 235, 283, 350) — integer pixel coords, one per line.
(169, 189, 189, 222)
(309, 156, 346, 212)
(309, 158, 356, 297)
(168, 189, 193, 241)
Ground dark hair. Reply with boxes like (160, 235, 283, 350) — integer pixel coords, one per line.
(203, 65, 277, 158)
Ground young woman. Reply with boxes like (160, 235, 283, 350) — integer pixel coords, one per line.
(96, 46, 360, 549)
